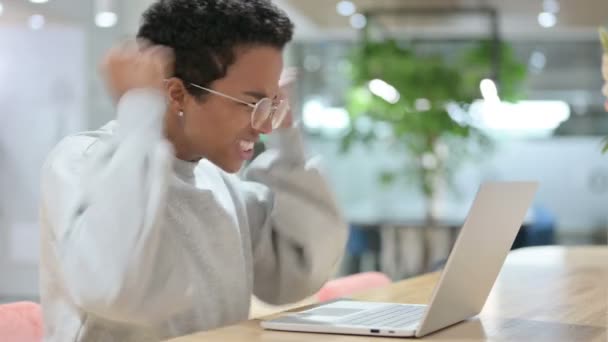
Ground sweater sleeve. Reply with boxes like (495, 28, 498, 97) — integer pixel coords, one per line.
(40, 89, 195, 326)
(239, 126, 349, 305)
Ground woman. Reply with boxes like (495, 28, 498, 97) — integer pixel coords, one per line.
(39, 0, 347, 341)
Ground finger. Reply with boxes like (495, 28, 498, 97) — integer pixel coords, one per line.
(279, 67, 298, 87)
(282, 67, 298, 77)
(146, 45, 174, 76)
(100, 43, 128, 71)
(156, 46, 175, 77)
(148, 45, 174, 64)
(136, 38, 153, 52)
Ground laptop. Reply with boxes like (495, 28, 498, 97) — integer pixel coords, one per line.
(261, 181, 539, 338)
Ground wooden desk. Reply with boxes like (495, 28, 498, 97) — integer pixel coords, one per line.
(167, 246, 608, 341)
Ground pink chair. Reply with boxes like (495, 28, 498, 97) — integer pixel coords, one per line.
(0, 302, 44, 342)
(316, 272, 392, 302)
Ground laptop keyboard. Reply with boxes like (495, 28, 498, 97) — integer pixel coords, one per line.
(337, 304, 426, 328)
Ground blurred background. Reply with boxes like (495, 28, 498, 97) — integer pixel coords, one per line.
(0, 0, 607, 303)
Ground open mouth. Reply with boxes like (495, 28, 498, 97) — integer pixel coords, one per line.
(238, 140, 255, 153)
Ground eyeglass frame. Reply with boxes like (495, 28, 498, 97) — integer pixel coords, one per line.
(185, 81, 290, 130)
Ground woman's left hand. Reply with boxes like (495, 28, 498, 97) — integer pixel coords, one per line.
(277, 68, 298, 129)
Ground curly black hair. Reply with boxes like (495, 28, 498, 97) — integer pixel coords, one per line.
(137, 0, 294, 98)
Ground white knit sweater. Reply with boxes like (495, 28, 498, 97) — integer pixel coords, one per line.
(39, 89, 348, 341)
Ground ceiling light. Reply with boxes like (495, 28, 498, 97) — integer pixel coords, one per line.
(302, 99, 350, 133)
(95, 11, 117, 28)
(28, 14, 45, 30)
(95, 0, 118, 28)
(368, 79, 400, 104)
(336, 1, 356, 17)
(529, 51, 547, 73)
(415, 98, 432, 112)
(538, 12, 557, 28)
(350, 13, 367, 30)
(470, 100, 570, 132)
(480, 79, 500, 103)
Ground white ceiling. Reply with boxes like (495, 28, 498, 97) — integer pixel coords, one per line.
(0, 0, 152, 33)
(1, 0, 606, 40)
(283, 0, 608, 40)
(0, 0, 87, 25)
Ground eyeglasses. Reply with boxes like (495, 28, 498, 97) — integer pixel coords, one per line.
(188, 82, 289, 130)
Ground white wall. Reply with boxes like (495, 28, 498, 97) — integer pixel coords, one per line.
(0, 1, 151, 299)
(0, 27, 86, 297)
(309, 136, 608, 234)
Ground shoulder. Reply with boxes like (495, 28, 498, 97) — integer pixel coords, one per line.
(42, 122, 116, 182)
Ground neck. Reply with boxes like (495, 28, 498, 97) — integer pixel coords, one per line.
(164, 111, 198, 162)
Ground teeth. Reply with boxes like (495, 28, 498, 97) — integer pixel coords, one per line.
(239, 140, 254, 151)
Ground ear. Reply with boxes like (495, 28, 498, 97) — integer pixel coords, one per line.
(165, 77, 188, 112)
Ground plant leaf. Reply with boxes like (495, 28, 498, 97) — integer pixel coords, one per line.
(600, 27, 608, 52)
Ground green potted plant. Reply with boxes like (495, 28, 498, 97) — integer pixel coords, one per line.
(341, 38, 526, 224)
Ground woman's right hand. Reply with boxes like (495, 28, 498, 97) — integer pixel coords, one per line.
(101, 40, 174, 103)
